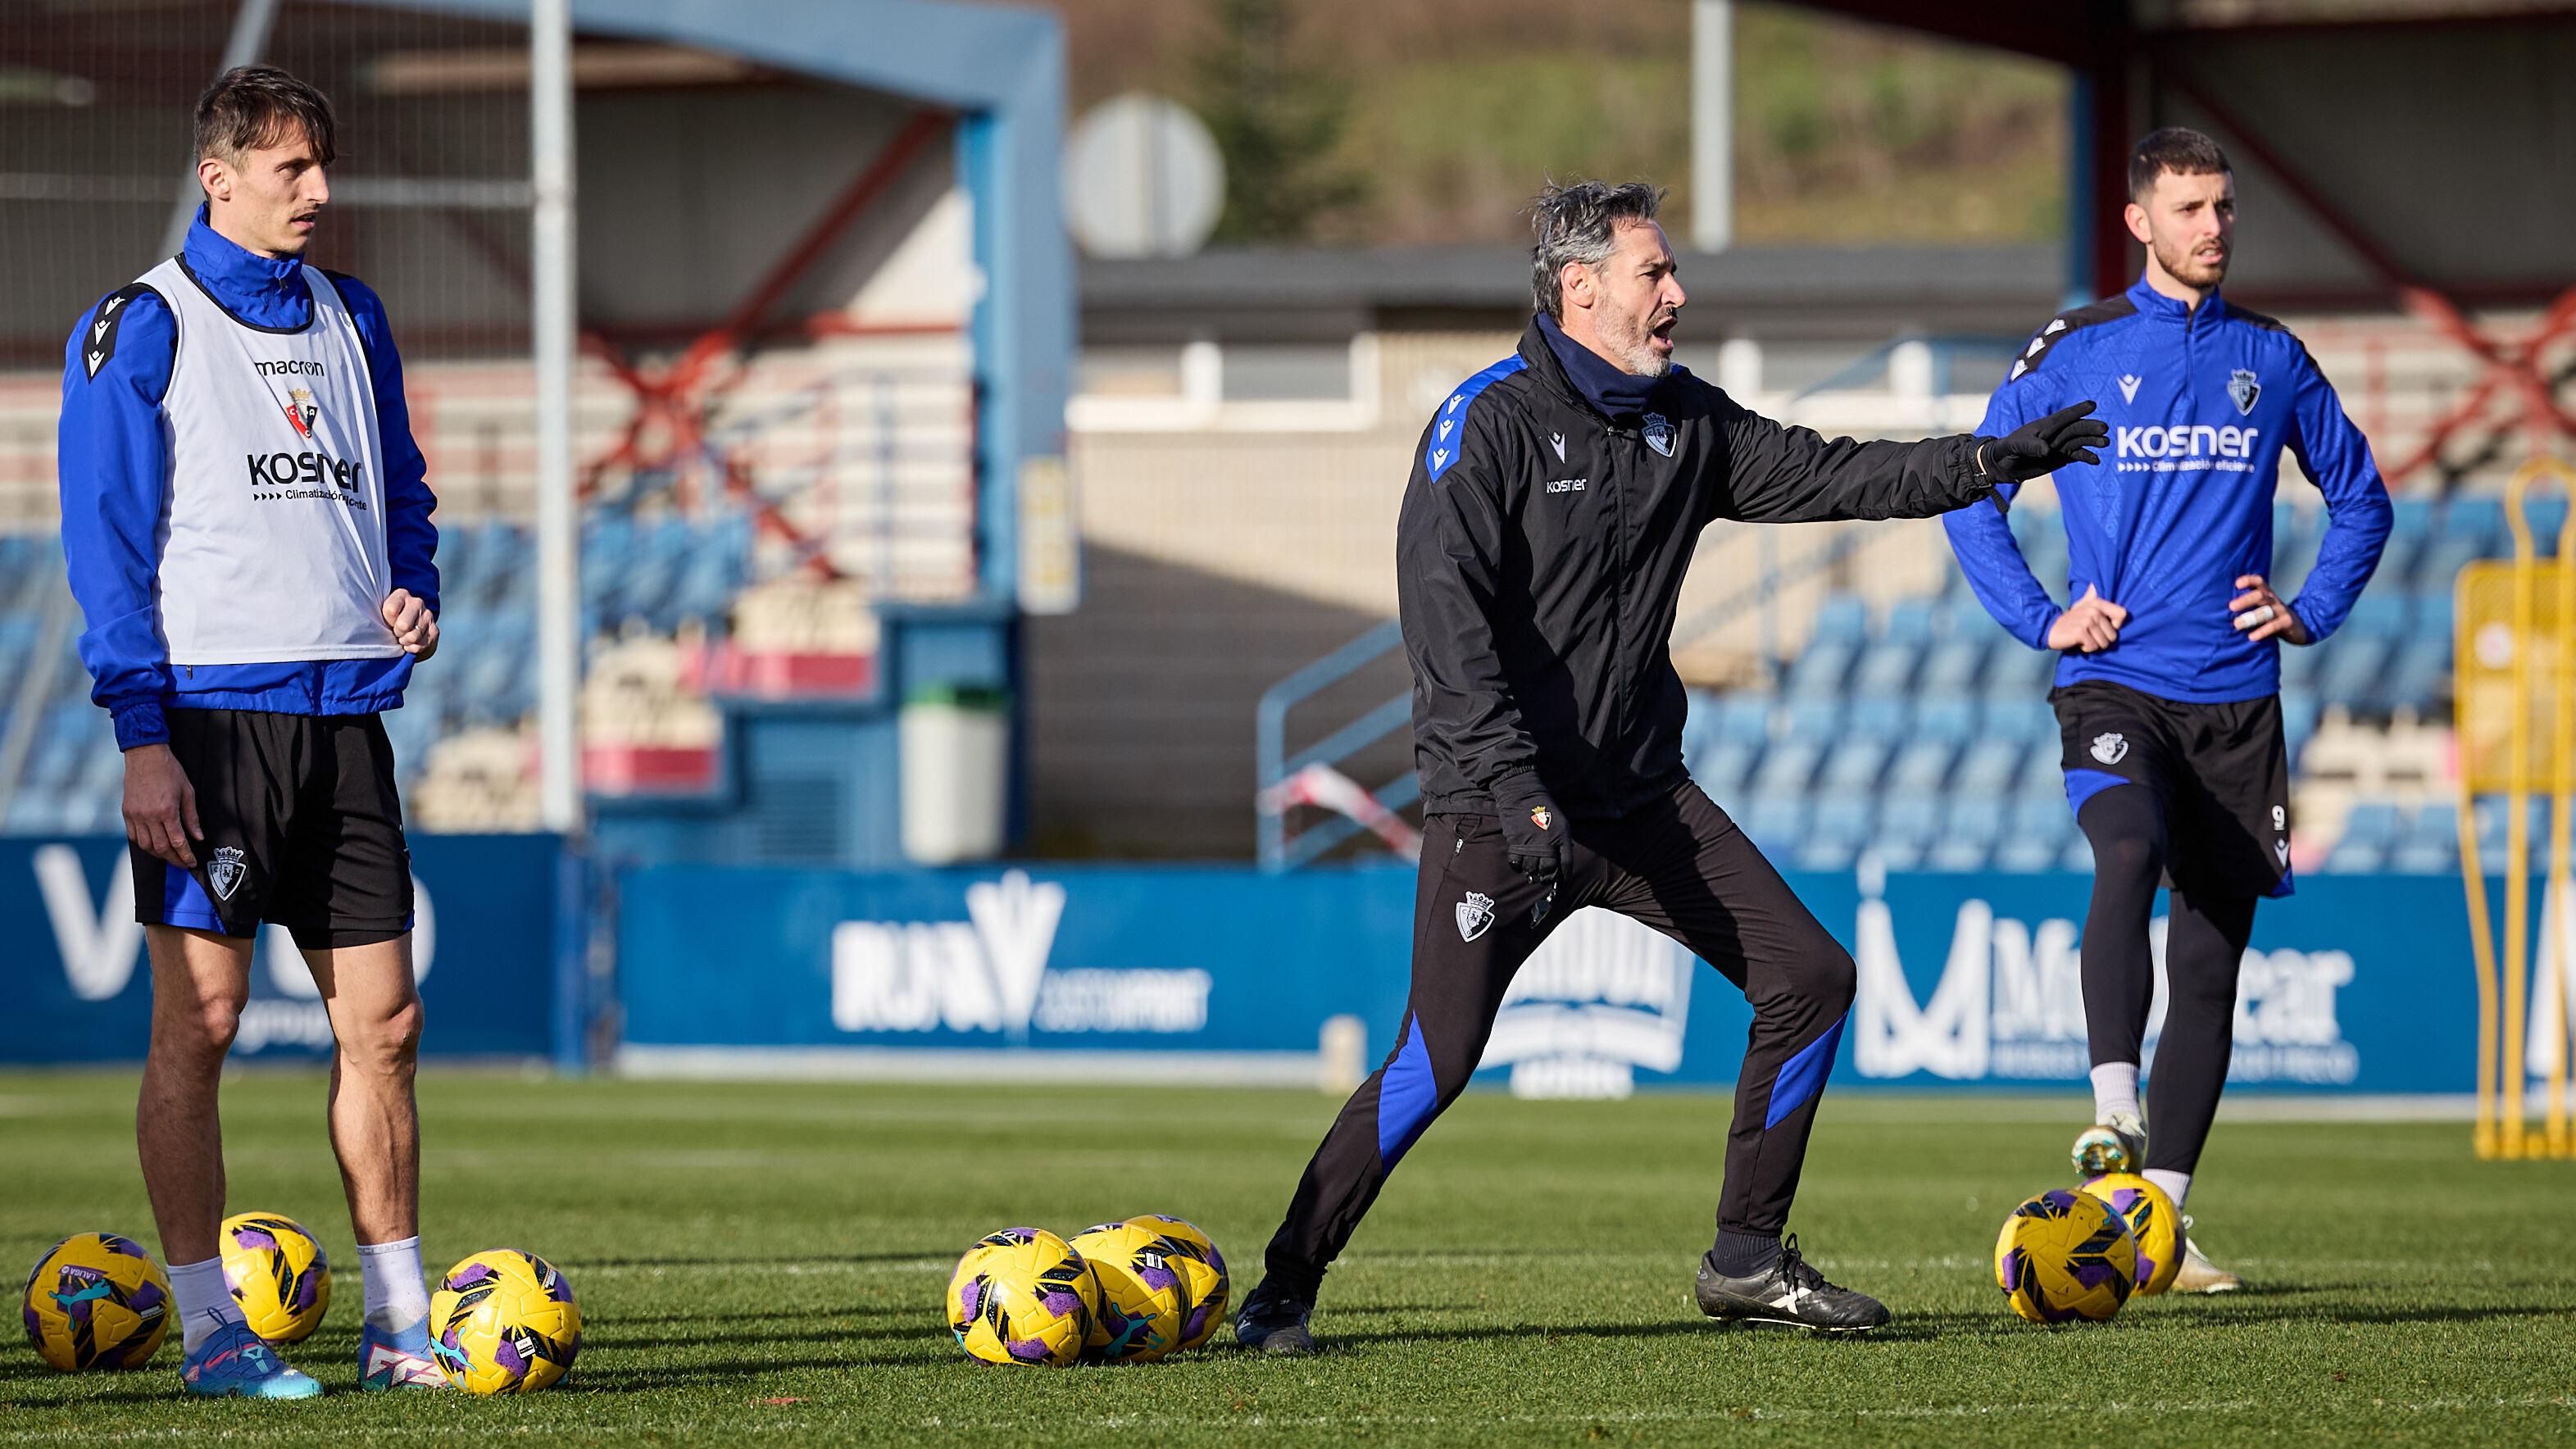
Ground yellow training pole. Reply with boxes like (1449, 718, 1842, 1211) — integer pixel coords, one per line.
(2459, 549, 2502, 1158)
(2460, 784, 2501, 1158)
(2542, 459, 2576, 1156)
(2503, 470, 2536, 1157)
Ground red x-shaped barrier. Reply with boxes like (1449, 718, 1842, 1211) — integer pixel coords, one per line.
(2163, 66, 2575, 484)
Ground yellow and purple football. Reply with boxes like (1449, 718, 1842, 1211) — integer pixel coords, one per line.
(429, 1249, 581, 1393)
(219, 1211, 330, 1343)
(2080, 1173, 2183, 1296)
(945, 1227, 1097, 1367)
(1994, 1188, 2138, 1324)
(20, 1233, 170, 1371)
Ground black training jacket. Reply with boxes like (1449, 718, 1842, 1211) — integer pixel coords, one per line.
(1399, 317, 1997, 820)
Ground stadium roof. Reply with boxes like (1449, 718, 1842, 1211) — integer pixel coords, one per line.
(1797, 1, 2576, 306)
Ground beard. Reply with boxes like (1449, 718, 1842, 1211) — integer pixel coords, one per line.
(1598, 305, 1675, 378)
(2154, 232, 2228, 288)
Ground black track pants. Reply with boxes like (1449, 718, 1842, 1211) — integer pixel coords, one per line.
(2074, 784, 2257, 1178)
(1261, 780, 1857, 1294)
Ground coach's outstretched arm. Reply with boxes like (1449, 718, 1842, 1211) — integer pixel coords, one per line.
(1397, 402, 1564, 885)
(1711, 395, 2104, 525)
(1944, 383, 2080, 651)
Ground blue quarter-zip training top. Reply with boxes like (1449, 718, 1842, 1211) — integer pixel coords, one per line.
(1942, 274, 2390, 704)
(57, 207, 438, 752)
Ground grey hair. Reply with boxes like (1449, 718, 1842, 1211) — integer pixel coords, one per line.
(1529, 179, 1665, 320)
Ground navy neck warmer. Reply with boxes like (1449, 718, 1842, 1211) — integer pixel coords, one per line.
(1535, 310, 1665, 420)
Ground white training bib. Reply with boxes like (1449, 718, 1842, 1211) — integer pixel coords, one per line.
(143, 255, 399, 665)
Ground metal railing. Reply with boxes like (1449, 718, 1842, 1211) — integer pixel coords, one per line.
(1252, 334, 1988, 872)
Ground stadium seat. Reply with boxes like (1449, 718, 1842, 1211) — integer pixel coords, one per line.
(2383, 638, 2451, 714)
(1849, 640, 1918, 695)
(2328, 801, 2400, 871)
(2340, 593, 2412, 641)
(1916, 638, 1986, 696)
(2413, 536, 2486, 596)
(1952, 738, 2022, 796)
(2060, 831, 2095, 872)
(1739, 796, 1809, 858)
(1783, 695, 1845, 743)
(1994, 795, 2072, 872)
(1873, 793, 1942, 871)
(1748, 738, 1824, 798)
(1982, 643, 2056, 698)
(2414, 591, 2455, 641)
(1816, 738, 1892, 796)
(1883, 598, 1938, 647)
(1925, 794, 2004, 872)
(1844, 695, 1910, 743)
(1711, 693, 1775, 747)
(1883, 738, 1956, 794)
(2440, 496, 2505, 550)
(2272, 526, 2324, 597)
(1783, 638, 1856, 697)
(1912, 695, 1978, 745)
(1697, 741, 1759, 799)
(1980, 696, 2057, 745)
(2387, 802, 2460, 874)
(1810, 596, 1869, 645)
(2386, 494, 2435, 544)
(2315, 635, 2396, 711)
(1797, 797, 1873, 873)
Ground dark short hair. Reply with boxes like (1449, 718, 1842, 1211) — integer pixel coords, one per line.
(194, 66, 336, 169)
(2128, 127, 2228, 202)
(1529, 179, 1664, 320)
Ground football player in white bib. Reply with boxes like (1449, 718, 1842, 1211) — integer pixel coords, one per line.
(57, 66, 448, 1398)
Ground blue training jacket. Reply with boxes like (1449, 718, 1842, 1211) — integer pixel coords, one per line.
(57, 207, 438, 752)
(1942, 275, 2391, 704)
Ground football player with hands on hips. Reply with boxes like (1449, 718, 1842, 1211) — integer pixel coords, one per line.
(1230, 179, 2106, 1355)
(57, 67, 449, 1397)
(1942, 128, 2392, 1292)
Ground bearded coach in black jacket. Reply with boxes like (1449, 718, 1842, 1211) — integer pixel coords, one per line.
(1232, 180, 2107, 1352)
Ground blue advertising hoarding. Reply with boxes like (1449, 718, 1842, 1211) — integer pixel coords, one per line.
(2, 835, 570, 1065)
(613, 861, 2532, 1097)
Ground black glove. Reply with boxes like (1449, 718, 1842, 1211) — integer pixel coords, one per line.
(1492, 778, 1568, 893)
(1978, 400, 2108, 485)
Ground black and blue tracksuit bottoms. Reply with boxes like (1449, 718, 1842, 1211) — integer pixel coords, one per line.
(1261, 778, 1856, 1292)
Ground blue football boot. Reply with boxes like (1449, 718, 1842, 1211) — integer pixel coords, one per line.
(360, 1316, 452, 1390)
(181, 1319, 323, 1399)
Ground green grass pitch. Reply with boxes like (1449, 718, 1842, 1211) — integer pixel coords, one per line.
(2, 1071, 2571, 1445)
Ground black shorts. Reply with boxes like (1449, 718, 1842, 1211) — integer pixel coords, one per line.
(2051, 680, 2292, 899)
(131, 709, 414, 949)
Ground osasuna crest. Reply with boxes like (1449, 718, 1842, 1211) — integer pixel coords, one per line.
(2090, 732, 2128, 765)
(2227, 368, 2260, 416)
(1642, 412, 1674, 457)
(1529, 805, 1552, 832)
(207, 846, 248, 902)
(1456, 890, 1496, 943)
(285, 387, 319, 438)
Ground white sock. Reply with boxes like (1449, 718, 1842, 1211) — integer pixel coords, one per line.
(2089, 1062, 2142, 1123)
(358, 1236, 430, 1333)
(169, 1256, 245, 1353)
(2144, 1168, 2192, 1212)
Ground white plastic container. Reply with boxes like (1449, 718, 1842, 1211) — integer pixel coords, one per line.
(899, 684, 1011, 864)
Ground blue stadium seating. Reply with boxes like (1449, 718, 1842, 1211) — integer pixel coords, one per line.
(0, 512, 766, 833)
